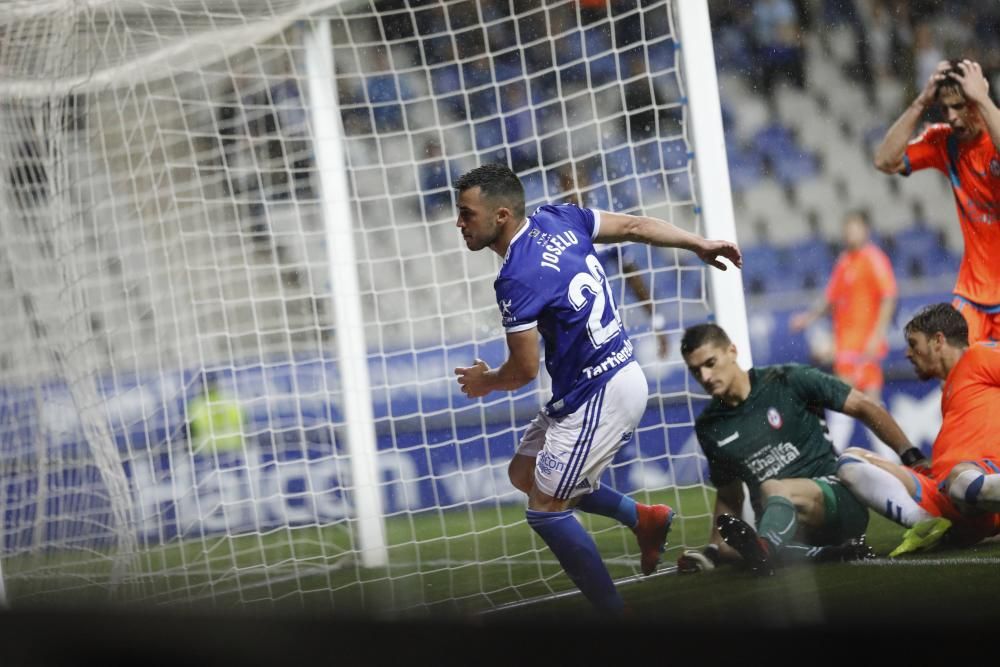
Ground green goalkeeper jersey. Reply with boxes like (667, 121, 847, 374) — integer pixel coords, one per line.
(695, 364, 851, 496)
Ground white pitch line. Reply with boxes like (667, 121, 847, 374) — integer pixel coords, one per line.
(850, 556, 1000, 566)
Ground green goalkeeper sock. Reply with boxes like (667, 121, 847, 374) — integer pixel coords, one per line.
(757, 496, 798, 553)
(778, 541, 827, 563)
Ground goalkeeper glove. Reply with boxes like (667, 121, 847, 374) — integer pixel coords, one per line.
(676, 544, 720, 574)
(900, 447, 930, 474)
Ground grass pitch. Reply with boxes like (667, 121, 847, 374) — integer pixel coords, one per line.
(6, 484, 1000, 630)
(489, 507, 1000, 629)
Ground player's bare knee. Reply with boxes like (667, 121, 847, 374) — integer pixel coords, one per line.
(945, 464, 982, 504)
(945, 463, 978, 487)
(759, 479, 787, 501)
(840, 446, 872, 462)
(508, 455, 534, 494)
(526, 483, 570, 512)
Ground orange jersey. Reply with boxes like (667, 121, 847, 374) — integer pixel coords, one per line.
(930, 341, 1000, 479)
(904, 124, 1000, 306)
(825, 242, 897, 359)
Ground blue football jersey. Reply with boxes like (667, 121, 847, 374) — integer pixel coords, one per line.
(495, 204, 636, 418)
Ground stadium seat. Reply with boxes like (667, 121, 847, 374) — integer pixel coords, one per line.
(646, 36, 676, 73)
(430, 65, 461, 95)
(474, 119, 503, 150)
(773, 151, 819, 187)
(555, 30, 584, 65)
(610, 178, 640, 212)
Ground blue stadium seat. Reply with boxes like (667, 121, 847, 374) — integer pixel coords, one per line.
(646, 37, 676, 73)
(712, 25, 753, 72)
(773, 151, 819, 186)
(530, 72, 559, 105)
(785, 237, 834, 289)
(584, 184, 611, 210)
(418, 159, 451, 214)
(521, 171, 545, 206)
(437, 95, 466, 119)
(533, 101, 561, 134)
(752, 123, 797, 161)
(588, 53, 618, 87)
(610, 178, 640, 212)
(462, 59, 493, 89)
(740, 243, 786, 295)
(431, 65, 461, 95)
(540, 133, 569, 165)
(493, 56, 522, 83)
(727, 149, 764, 191)
(555, 30, 584, 65)
(560, 63, 588, 88)
(638, 174, 667, 207)
(366, 74, 399, 104)
(510, 140, 539, 171)
(467, 88, 497, 117)
(584, 25, 613, 57)
(605, 147, 634, 180)
(666, 172, 693, 201)
(661, 139, 690, 170)
(887, 222, 956, 279)
(633, 141, 662, 174)
(373, 104, 404, 133)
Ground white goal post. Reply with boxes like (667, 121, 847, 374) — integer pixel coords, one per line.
(0, 0, 748, 613)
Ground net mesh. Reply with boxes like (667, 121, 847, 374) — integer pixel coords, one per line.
(0, 0, 723, 613)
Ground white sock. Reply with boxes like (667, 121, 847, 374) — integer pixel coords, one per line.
(825, 410, 855, 455)
(836, 454, 932, 527)
(949, 470, 1000, 513)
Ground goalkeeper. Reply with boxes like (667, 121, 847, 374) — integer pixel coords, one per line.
(676, 323, 914, 576)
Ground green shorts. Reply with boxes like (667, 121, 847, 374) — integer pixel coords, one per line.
(809, 476, 870, 545)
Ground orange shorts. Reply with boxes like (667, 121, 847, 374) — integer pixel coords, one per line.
(952, 296, 1000, 344)
(908, 458, 1000, 546)
(833, 359, 883, 393)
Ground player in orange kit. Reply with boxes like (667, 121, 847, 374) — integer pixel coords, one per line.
(791, 210, 898, 459)
(874, 59, 1000, 343)
(835, 303, 1000, 556)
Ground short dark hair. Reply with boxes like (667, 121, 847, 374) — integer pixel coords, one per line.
(681, 323, 733, 356)
(454, 164, 525, 218)
(904, 303, 969, 348)
(936, 59, 967, 99)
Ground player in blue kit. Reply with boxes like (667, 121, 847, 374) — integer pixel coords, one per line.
(452, 164, 742, 614)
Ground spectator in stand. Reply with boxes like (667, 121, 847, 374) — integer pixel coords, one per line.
(187, 371, 246, 454)
(751, 0, 806, 97)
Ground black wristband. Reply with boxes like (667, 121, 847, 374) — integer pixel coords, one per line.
(900, 447, 926, 467)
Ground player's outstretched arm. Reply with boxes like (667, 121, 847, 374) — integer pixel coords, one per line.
(454, 328, 539, 399)
(840, 389, 927, 470)
(595, 211, 742, 271)
(874, 60, 950, 174)
(789, 295, 830, 332)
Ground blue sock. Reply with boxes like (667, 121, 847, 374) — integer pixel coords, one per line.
(576, 486, 639, 528)
(526, 509, 623, 615)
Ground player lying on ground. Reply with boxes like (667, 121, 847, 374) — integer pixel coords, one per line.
(676, 323, 915, 576)
(836, 303, 1000, 556)
(452, 164, 741, 614)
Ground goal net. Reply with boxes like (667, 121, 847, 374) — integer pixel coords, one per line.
(0, 0, 744, 613)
